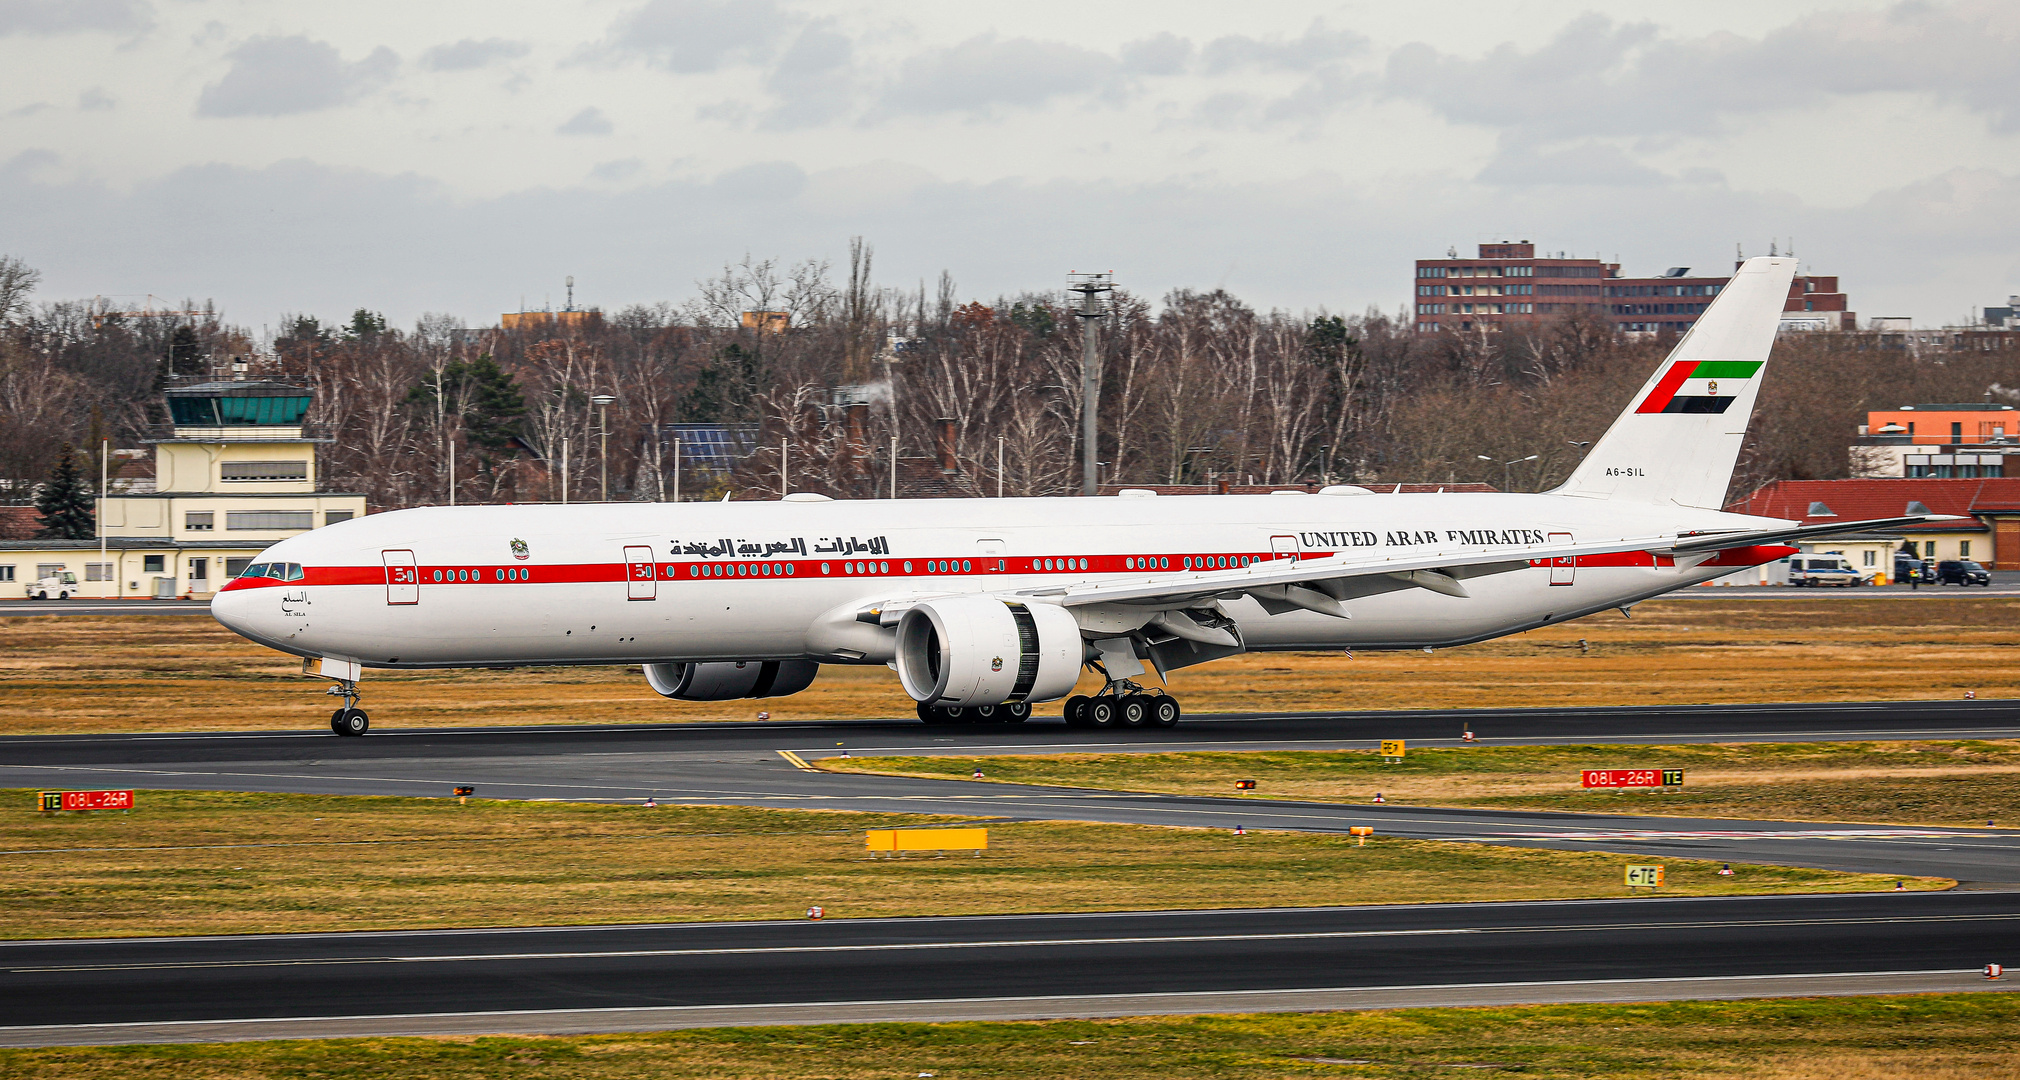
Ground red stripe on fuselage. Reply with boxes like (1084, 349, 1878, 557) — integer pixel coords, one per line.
(223, 545, 1748, 590)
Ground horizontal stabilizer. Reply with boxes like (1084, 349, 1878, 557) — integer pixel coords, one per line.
(1666, 514, 1965, 555)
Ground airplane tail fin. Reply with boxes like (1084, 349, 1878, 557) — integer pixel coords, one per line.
(1554, 256, 1797, 509)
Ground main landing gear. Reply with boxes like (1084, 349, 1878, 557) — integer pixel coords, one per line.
(917, 701, 1033, 725)
(326, 679, 369, 736)
(1063, 680, 1182, 729)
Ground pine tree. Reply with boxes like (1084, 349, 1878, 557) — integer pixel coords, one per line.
(35, 443, 95, 540)
(167, 325, 205, 378)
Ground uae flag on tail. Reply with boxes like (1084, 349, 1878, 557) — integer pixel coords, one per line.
(1635, 360, 1764, 414)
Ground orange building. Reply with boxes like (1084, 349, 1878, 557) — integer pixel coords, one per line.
(501, 309, 603, 333)
(1864, 403, 2020, 445)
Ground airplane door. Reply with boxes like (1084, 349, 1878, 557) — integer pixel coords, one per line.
(383, 549, 418, 605)
(625, 545, 657, 600)
(1271, 535, 1300, 561)
(1547, 532, 1574, 586)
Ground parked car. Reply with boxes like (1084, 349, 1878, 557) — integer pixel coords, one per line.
(1935, 559, 1992, 587)
(1894, 555, 1928, 584)
(1789, 556, 1864, 587)
(27, 571, 78, 599)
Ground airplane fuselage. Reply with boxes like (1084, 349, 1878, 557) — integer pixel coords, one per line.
(212, 490, 1790, 672)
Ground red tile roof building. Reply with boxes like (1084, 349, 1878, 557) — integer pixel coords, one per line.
(1729, 478, 2020, 568)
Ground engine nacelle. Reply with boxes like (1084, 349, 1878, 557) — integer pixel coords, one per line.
(894, 596, 1083, 707)
(643, 660, 819, 701)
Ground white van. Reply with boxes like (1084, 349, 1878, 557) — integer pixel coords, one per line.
(1788, 555, 1863, 587)
(28, 571, 79, 599)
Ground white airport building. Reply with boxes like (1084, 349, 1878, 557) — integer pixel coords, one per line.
(1, 380, 366, 600)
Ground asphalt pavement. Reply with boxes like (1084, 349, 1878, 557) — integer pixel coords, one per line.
(1, 893, 2013, 1046)
(0, 599, 212, 616)
(6, 701, 2020, 882)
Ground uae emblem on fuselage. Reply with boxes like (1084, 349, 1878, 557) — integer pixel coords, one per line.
(510, 538, 530, 560)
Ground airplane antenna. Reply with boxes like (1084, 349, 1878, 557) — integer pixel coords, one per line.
(1067, 271, 1116, 496)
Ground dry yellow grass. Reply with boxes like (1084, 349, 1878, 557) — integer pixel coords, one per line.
(2, 596, 2016, 734)
(821, 741, 2020, 828)
(4, 996, 2018, 1078)
(0, 789, 1932, 940)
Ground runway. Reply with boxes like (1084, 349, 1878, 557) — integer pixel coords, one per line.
(5, 700, 2020, 881)
(0, 599, 212, 616)
(1, 893, 2013, 1046)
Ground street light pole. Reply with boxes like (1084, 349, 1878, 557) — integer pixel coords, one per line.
(1478, 453, 1540, 492)
(591, 394, 617, 501)
(1067, 272, 1115, 496)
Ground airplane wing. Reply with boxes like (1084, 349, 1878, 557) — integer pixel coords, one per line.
(1015, 532, 1694, 616)
(1663, 514, 1965, 555)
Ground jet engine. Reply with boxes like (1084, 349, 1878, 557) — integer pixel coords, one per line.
(894, 596, 1083, 708)
(643, 660, 819, 701)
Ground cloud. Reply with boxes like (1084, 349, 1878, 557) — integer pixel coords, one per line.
(197, 36, 397, 118)
(605, 0, 789, 74)
(588, 158, 643, 183)
(1119, 32, 1192, 77)
(1201, 22, 1366, 73)
(78, 87, 113, 111)
(760, 25, 854, 129)
(1475, 139, 1672, 188)
(708, 161, 805, 201)
(557, 107, 613, 136)
(5, 153, 2016, 335)
(421, 37, 529, 72)
(0, 0, 149, 37)
(1383, 2, 2020, 138)
(877, 34, 1117, 117)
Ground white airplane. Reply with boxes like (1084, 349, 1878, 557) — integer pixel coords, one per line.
(213, 257, 1938, 735)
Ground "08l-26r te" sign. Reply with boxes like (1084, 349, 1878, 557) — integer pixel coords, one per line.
(1581, 769, 1684, 789)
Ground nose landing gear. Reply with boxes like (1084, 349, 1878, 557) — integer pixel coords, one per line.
(325, 680, 369, 736)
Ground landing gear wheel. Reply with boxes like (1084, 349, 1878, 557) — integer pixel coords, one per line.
(1064, 695, 1090, 727)
(1086, 698, 1118, 728)
(331, 709, 369, 736)
(941, 704, 967, 724)
(917, 701, 946, 724)
(972, 703, 998, 722)
(1004, 702, 1031, 723)
(1119, 694, 1150, 727)
(1149, 696, 1182, 728)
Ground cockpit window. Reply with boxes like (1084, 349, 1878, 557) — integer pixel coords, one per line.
(283, 563, 305, 581)
(242, 563, 270, 578)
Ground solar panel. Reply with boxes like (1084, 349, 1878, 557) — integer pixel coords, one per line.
(658, 424, 758, 474)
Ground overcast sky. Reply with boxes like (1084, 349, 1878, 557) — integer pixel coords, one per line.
(2, 0, 2016, 331)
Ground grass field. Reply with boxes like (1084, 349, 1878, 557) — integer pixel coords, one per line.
(0, 789, 1934, 939)
(2, 596, 2017, 734)
(819, 741, 2020, 828)
(5, 996, 2018, 1078)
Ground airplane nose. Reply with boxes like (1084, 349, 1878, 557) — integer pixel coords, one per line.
(209, 585, 256, 637)
(210, 582, 287, 651)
